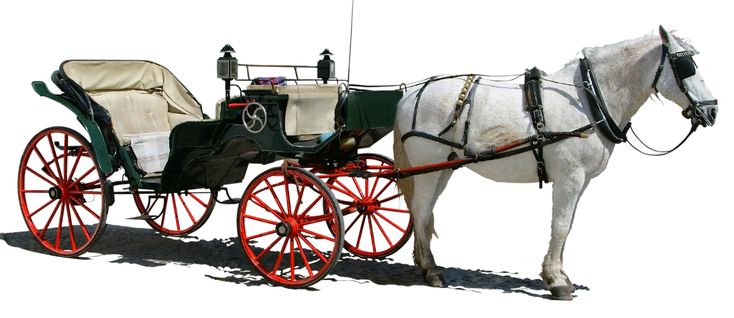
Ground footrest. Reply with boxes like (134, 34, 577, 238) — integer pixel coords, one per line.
(127, 214, 155, 220)
(217, 198, 241, 205)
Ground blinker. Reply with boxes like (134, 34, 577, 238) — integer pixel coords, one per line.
(672, 56, 697, 80)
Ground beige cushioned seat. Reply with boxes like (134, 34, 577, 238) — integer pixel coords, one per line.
(243, 84, 339, 138)
(61, 60, 205, 174)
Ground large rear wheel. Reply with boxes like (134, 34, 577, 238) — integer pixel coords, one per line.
(238, 166, 343, 288)
(17, 127, 108, 257)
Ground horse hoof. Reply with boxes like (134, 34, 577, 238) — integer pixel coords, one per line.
(424, 270, 446, 288)
(549, 286, 574, 301)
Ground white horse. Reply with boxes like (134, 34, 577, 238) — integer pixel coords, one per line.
(393, 26, 717, 300)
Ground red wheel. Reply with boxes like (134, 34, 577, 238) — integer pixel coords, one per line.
(238, 167, 343, 288)
(321, 154, 412, 258)
(132, 188, 216, 236)
(17, 127, 108, 257)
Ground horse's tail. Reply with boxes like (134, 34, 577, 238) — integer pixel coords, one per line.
(393, 124, 414, 215)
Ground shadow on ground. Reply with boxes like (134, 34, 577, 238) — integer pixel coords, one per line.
(2, 224, 588, 298)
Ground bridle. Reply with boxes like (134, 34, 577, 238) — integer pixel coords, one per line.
(650, 44, 718, 127)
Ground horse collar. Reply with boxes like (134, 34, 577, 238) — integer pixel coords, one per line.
(579, 58, 628, 144)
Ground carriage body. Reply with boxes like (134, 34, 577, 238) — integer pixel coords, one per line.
(20, 55, 411, 287)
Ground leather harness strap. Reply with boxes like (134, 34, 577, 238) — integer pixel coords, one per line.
(580, 58, 628, 144)
(523, 67, 549, 188)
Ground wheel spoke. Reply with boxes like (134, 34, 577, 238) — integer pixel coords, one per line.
(188, 192, 208, 208)
(373, 179, 395, 200)
(25, 166, 58, 187)
(301, 213, 335, 225)
(69, 203, 91, 241)
(249, 194, 285, 221)
(331, 180, 360, 200)
(264, 179, 287, 218)
(159, 194, 169, 227)
(32, 146, 60, 183)
(46, 136, 64, 184)
(377, 206, 410, 213)
(364, 176, 369, 199)
(355, 213, 367, 249)
(178, 194, 197, 224)
(374, 211, 406, 232)
(300, 228, 336, 242)
(65, 201, 77, 251)
(369, 176, 380, 198)
(244, 214, 279, 225)
(297, 233, 328, 263)
(67, 167, 96, 189)
(295, 236, 314, 277)
(255, 236, 283, 261)
(377, 193, 402, 204)
(368, 214, 376, 253)
(171, 195, 181, 231)
(371, 214, 394, 247)
(284, 175, 292, 217)
(292, 182, 306, 217)
(345, 213, 362, 234)
(55, 200, 66, 249)
(68, 195, 101, 220)
(39, 200, 62, 239)
(289, 237, 295, 281)
(296, 195, 322, 219)
(21, 190, 48, 194)
(271, 238, 289, 274)
(29, 198, 56, 218)
(245, 230, 276, 241)
(67, 148, 85, 185)
(351, 177, 365, 198)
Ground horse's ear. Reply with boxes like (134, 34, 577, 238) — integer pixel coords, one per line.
(659, 25, 671, 45)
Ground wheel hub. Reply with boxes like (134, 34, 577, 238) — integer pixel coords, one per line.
(48, 186, 63, 200)
(354, 197, 379, 214)
(275, 221, 293, 237)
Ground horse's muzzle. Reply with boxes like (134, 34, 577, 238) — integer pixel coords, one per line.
(684, 101, 718, 127)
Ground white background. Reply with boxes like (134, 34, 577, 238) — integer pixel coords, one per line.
(1, 0, 732, 316)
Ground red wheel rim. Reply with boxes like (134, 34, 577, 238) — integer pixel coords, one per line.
(132, 189, 215, 236)
(238, 167, 343, 287)
(17, 127, 107, 256)
(322, 154, 413, 258)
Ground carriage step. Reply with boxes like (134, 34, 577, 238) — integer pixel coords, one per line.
(217, 198, 241, 205)
(127, 215, 154, 220)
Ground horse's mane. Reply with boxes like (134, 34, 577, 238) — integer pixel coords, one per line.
(581, 31, 699, 63)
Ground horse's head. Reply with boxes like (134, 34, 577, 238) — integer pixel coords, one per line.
(653, 26, 718, 127)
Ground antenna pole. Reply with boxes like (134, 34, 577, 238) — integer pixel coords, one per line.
(347, 0, 355, 83)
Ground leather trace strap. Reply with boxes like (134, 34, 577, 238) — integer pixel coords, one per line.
(580, 58, 628, 144)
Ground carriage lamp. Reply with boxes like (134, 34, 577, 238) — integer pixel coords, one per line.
(317, 48, 335, 84)
(218, 44, 238, 105)
(217, 44, 238, 80)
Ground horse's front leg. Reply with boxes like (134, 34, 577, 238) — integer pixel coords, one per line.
(541, 170, 589, 300)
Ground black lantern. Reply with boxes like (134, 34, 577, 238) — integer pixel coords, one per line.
(217, 44, 238, 80)
(317, 49, 335, 84)
(218, 44, 238, 106)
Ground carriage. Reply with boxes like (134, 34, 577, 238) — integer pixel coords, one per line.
(18, 46, 412, 287)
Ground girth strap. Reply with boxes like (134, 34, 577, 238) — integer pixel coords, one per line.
(524, 67, 549, 188)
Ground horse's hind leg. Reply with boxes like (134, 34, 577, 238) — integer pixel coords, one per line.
(409, 169, 453, 287)
(541, 170, 589, 300)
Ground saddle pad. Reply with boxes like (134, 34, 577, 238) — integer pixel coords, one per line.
(126, 131, 170, 174)
(282, 85, 338, 136)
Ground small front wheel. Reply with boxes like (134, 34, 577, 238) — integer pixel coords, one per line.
(132, 188, 216, 236)
(238, 166, 343, 288)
